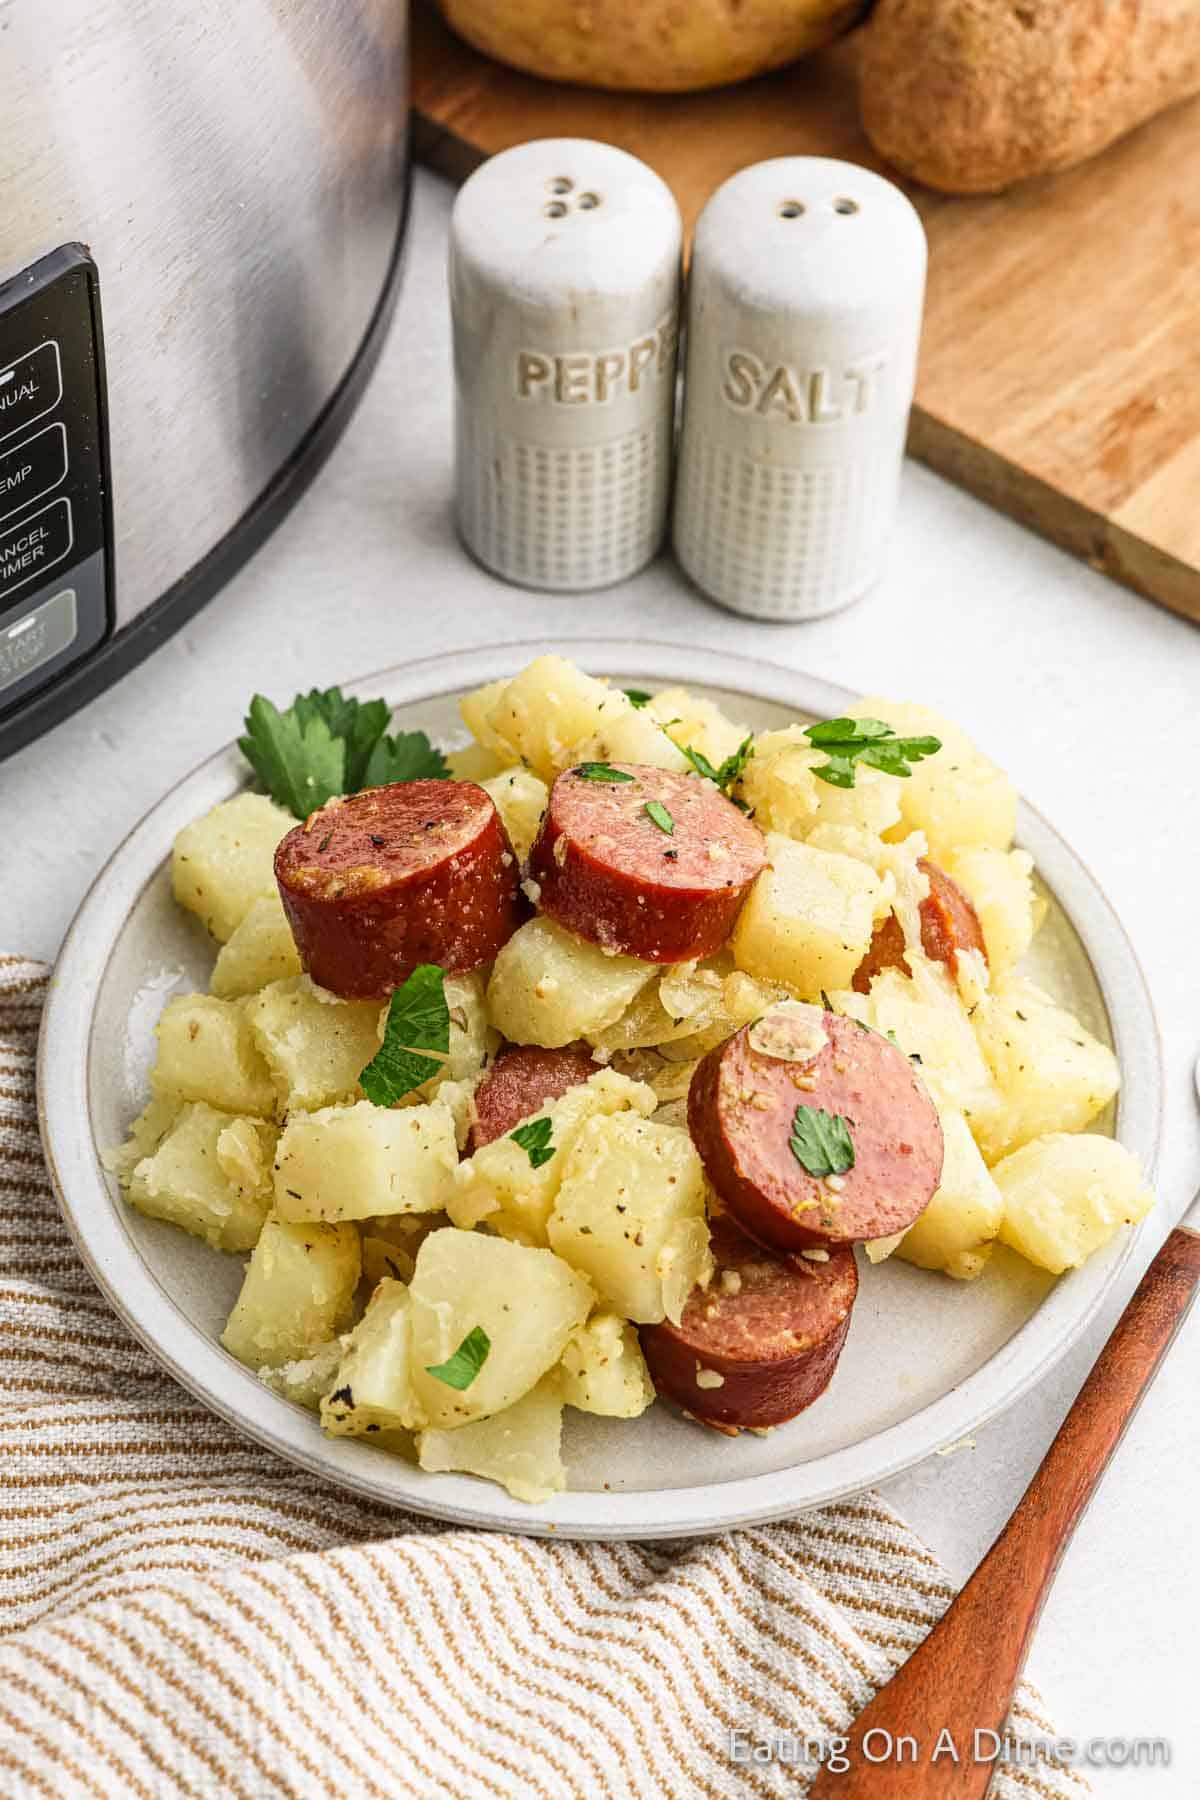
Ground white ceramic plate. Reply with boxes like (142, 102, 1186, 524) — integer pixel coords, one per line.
(39, 639, 1162, 1539)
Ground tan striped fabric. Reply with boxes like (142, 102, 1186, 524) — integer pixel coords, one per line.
(0, 957, 1087, 1799)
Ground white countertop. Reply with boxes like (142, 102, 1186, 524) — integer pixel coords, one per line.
(5, 169, 1198, 1793)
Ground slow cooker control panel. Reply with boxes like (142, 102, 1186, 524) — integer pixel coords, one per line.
(0, 244, 112, 716)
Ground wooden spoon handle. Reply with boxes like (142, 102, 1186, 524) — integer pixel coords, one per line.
(810, 1225, 1200, 1798)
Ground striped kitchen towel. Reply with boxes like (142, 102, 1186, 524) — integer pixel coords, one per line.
(0, 957, 1087, 1799)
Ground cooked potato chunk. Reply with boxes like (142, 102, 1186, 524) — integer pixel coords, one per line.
(416, 1374, 566, 1504)
(895, 1109, 1004, 1280)
(851, 698, 1016, 861)
(559, 1313, 654, 1417)
(576, 696, 690, 773)
(321, 1281, 425, 1435)
(650, 687, 748, 768)
(171, 792, 292, 943)
(409, 1229, 593, 1428)
(209, 894, 302, 998)
(127, 1104, 276, 1252)
(995, 1134, 1153, 1274)
(246, 976, 382, 1112)
(482, 655, 617, 781)
(221, 1216, 360, 1368)
(547, 1114, 712, 1324)
(732, 835, 882, 998)
(102, 1092, 181, 1184)
(738, 727, 902, 842)
(487, 917, 656, 1048)
(972, 976, 1120, 1164)
(480, 767, 549, 863)
(153, 994, 277, 1117)
(459, 677, 520, 761)
(258, 1339, 344, 1411)
(273, 1099, 458, 1224)
(941, 846, 1045, 977)
(445, 741, 508, 782)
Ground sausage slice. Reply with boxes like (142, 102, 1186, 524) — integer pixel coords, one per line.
(853, 857, 986, 993)
(275, 780, 522, 999)
(688, 1004, 943, 1252)
(639, 1212, 858, 1434)
(468, 1044, 598, 1151)
(528, 763, 766, 963)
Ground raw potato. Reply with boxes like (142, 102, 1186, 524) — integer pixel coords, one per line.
(995, 1134, 1153, 1275)
(321, 1281, 425, 1436)
(417, 1374, 565, 1505)
(442, 0, 863, 92)
(547, 1113, 712, 1324)
(128, 1104, 275, 1252)
(408, 1229, 594, 1428)
(481, 768, 549, 863)
(153, 994, 277, 1118)
(259, 1340, 344, 1412)
(481, 655, 617, 781)
(895, 1108, 1004, 1281)
(972, 976, 1120, 1165)
(732, 834, 882, 998)
(171, 792, 292, 943)
(221, 1216, 360, 1368)
(273, 1100, 458, 1224)
(210, 894, 302, 998)
(559, 1313, 654, 1417)
(851, 698, 1016, 862)
(941, 846, 1045, 979)
(246, 976, 382, 1112)
(449, 1068, 656, 1243)
(650, 688, 748, 768)
(487, 916, 656, 1048)
(737, 727, 902, 842)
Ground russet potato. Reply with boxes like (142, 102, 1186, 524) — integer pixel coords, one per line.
(153, 994, 277, 1118)
(851, 698, 1017, 862)
(273, 1099, 458, 1224)
(221, 1216, 361, 1369)
(994, 1134, 1153, 1274)
(480, 767, 549, 864)
(321, 1281, 425, 1436)
(245, 976, 382, 1113)
(894, 1108, 1004, 1281)
(487, 916, 656, 1048)
(417, 1374, 566, 1505)
(209, 893, 302, 999)
(127, 1103, 276, 1253)
(732, 834, 882, 998)
(171, 792, 292, 943)
(972, 976, 1119, 1165)
(559, 1313, 654, 1417)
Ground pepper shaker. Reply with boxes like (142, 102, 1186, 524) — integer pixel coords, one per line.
(451, 138, 683, 592)
(673, 157, 927, 621)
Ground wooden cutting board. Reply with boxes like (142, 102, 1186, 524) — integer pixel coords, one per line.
(412, 1, 1200, 625)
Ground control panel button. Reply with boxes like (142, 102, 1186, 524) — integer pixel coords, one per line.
(0, 497, 73, 601)
(0, 341, 63, 445)
(0, 587, 77, 696)
(0, 423, 68, 524)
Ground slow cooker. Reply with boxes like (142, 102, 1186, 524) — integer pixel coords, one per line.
(0, 0, 410, 761)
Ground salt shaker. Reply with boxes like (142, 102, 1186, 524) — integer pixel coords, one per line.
(451, 138, 683, 592)
(673, 157, 927, 621)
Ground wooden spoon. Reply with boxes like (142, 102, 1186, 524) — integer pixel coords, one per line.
(811, 1117, 1200, 1796)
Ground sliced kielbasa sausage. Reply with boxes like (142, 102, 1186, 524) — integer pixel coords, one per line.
(528, 763, 766, 963)
(853, 857, 987, 993)
(688, 1003, 943, 1252)
(468, 1044, 598, 1152)
(639, 1212, 858, 1434)
(275, 780, 522, 1000)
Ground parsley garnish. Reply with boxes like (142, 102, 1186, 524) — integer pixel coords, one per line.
(803, 717, 941, 790)
(643, 800, 674, 835)
(239, 685, 447, 819)
(789, 1105, 856, 1178)
(510, 1116, 556, 1169)
(623, 688, 652, 709)
(360, 965, 450, 1106)
(677, 734, 754, 808)
(573, 762, 635, 783)
(425, 1326, 491, 1391)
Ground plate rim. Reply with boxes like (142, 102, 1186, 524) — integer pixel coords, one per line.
(37, 636, 1164, 1539)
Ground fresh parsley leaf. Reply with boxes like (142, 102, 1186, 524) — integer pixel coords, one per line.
(363, 729, 449, 788)
(573, 762, 635, 783)
(643, 800, 674, 835)
(623, 688, 652, 709)
(425, 1326, 491, 1391)
(238, 695, 346, 820)
(677, 741, 720, 783)
(291, 688, 391, 792)
(803, 717, 941, 789)
(678, 734, 754, 802)
(360, 965, 450, 1106)
(511, 1116, 555, 1169)
(789, 1105, 856, 1179)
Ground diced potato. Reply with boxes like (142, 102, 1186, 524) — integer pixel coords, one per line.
(445, 741, 508, 782)
(102, 1092, 181, 1184)
(408, 1229, 593, 1428)
(650, 687, 748, 768)
(209, 894, 302, 999)
(588, 962, 724, 1054)
(480, 767, 548, 863)
(738, 727, 902, 842)
(576, 696, 689, 773)
(995, 1134, 1153, 1274)
(941, 847, 1045, 978)
(895, 1109, 1004, 1281)
(321, 1281, 425, 1435)
(273, 1099, 458, 1224)
(547, 1114, 711, 1324)
(417, 1374, 566, 1504)
(482, 655, 617, 781)
(127, 1103, 276, 1252)
(246, 976, 382, 1112)
(449, 1069, 656, 1244)
(559, 1313, 654, 1417)
(851, 698, 1017, 861)
(221, 1216, 360, 1368)
(732, 835, 882, 998)
(258, 1339, 344, 1411)
(171, 792, 293, 943)
(487, 917, 656, 1048)
(153, 994, 277, 1117)
(972, 976, 1120, 1165)
(459, 677, 519, 760)
(362, 1211, 451, 1285)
